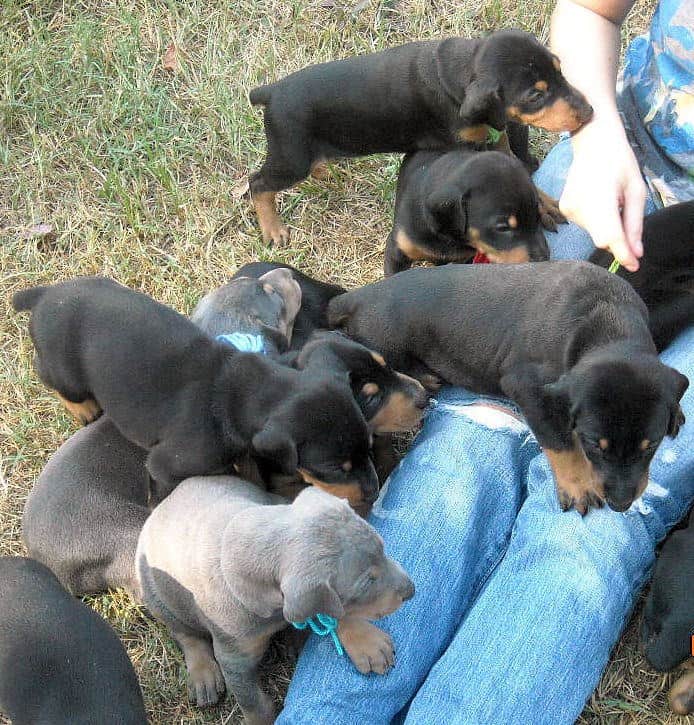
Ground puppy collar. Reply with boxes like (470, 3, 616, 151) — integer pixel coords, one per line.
(608, 258, 621, 274)
(486, 126, 503, 146)
(291, 613, 344, 657)
(216, 332, 267, 354)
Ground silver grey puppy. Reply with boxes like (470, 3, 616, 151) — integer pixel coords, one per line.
(136, 477, 414, 724)
(190, 267, 302, 354)
(22, 416, 148, 599)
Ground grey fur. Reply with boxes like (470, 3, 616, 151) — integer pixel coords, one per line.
(136, 478, 414, 723)
(22, 416, 148, 599)
(191, 268, 302, 353)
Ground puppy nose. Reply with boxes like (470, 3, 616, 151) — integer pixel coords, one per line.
(401, 578, 415, 601)
(605, 495, 633, 513)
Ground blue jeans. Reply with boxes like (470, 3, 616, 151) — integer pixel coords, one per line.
(277, 139, 694, 725)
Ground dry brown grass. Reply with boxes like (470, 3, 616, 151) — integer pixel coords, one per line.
(2, 0, 690, 723)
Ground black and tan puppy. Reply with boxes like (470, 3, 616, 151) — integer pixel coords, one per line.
(190, 267, 302, 355)
(292, 331, 429, 433)
(641, 506, 694, 714)
(13, 277, 379, 505)
(137, 478, 414, 724)
(232, 261, 346, 350)
(328, 262, 688, 514)
(590, 200, 694, 352)
(0, 557, 147, 725)
(22, 273, 300, 598)
(385, 149, 548, 275)
(249, 29, 592, 244)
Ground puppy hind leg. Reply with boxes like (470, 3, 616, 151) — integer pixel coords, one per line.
(212, 635, 275, 725)
(176, 631, 226, 708)
(55, 392, 102, 425)
(249, 133, 314, 246)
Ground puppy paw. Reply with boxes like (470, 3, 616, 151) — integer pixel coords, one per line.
(187, 658, 226, 708)
(338, 616, 395, 675)
(545, 446, 603, 515)
(263, 221, 290, 246)
(310, 161, 329, 181)
(535, 188, 566, 231)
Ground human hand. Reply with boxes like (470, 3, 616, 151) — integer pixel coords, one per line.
(560, 115, 647, 271)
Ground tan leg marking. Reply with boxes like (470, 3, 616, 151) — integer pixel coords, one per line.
(536, 186, 567, 231)
(310, 159, 329, 180)
(337, 615, 395, 675)
(252, 190, 289, 245)
(56, 393, 102, 425)
(544, 442, 605, 515)
(457, 124, 490, 143)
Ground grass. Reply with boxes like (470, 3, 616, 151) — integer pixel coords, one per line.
(1, 0, 690, 723)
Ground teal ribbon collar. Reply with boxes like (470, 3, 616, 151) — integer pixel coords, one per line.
(291, 613, 344, 656)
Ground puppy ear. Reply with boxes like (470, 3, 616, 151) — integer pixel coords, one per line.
(251, 424, 298, 474)
(281, 575, 345, 622)
(460, 79, 506, 130)
(542, 374, 575, 435)
(662, 366, 688, 437)
(426, 184, 468, 238)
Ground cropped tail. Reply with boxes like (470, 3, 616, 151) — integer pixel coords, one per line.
(12, 285, 47, 312)
(249, 84, 273, 106)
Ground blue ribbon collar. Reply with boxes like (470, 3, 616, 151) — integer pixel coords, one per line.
(216, 332, 267, 354)
(291, 613, 344, 657)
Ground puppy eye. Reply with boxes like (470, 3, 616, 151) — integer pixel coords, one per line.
(495, 221, 510, 232)
(527, 88, 546, 103)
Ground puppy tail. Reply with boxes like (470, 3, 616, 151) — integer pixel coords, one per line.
(327, 294, 352, 329)
(12, 285, 47, 312)
(249, 84, 273, 106)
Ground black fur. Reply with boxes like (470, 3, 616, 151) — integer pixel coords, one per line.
(328, 262, 688, 512)
(13, 277, 378, 504)
(590, 201, 694, 352)
(0, 556, 146, 724)
(386, 148, 547, 275)
(641, 506, 694, 671)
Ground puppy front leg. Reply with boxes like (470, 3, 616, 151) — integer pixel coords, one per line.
(251, 189, 290, 246)
(500, 365, 602, 514)
(175, 630, 226, 708)
(212, 634, 275, 725)
(384, 232, 413, 276)
(535, 187, 566, 231)
(544, 441, 604, 515)
(337, 615, 395, 675)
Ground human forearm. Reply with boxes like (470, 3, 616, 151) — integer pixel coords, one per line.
(549, 0, 646, 271)
(551, 0, 626, 123)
